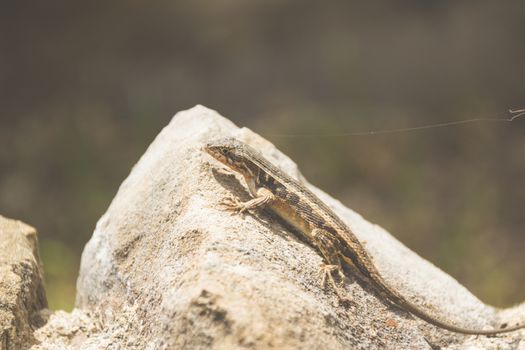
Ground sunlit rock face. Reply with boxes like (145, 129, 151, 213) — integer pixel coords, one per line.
(3, 106, 523, 350)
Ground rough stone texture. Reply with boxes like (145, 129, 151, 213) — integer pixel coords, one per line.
(71, 105, 523, 349)
(0, 216, 47, 350)
(2, 105, 524, 349)
(31, 309, 98, 350)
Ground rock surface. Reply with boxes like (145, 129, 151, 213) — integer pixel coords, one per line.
(72, 105, 525, 349)
(0, 216, 47, 350)
(1, 105, 524, 349)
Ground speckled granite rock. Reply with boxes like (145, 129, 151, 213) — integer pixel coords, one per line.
(4, 105, 524, 349)
(72, 105, 524, 349)
(0, 216, 46, 349)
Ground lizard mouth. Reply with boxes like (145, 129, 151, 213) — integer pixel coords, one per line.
(203, 145, 228, 165)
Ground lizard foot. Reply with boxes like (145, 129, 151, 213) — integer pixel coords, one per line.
(319, 264, 353, 304)
(219, 196, 248, 214)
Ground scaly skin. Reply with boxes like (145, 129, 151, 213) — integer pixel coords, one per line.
(204, 137, 524, 335)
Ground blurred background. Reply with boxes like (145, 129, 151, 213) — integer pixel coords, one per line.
(1, 1, 524, 311)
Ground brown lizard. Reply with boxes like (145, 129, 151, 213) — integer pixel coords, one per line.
(204, 137, 525, 335)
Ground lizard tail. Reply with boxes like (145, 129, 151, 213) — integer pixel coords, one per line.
(341, 255, 525, 335)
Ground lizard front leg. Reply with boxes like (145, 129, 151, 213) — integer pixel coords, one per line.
(220, 187, 275, 214)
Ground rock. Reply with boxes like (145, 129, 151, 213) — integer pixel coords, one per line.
(0, 216, 47, 349)
(71, 105, 523, 349)
(2, 105, 523, 349)
(30, 309, 97, 350)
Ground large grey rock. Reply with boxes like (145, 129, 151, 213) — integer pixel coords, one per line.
(0, 216, 47, 349)
(71, 105, 523, 349)
(5, 105, 523, 349)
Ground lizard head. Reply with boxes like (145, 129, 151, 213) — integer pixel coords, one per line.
(204, 137, 250, 173)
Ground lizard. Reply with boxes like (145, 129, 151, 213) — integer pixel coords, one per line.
(204, 137, 525, 335)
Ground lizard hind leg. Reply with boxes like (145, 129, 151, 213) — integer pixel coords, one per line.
(312, 228, 353, 303)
